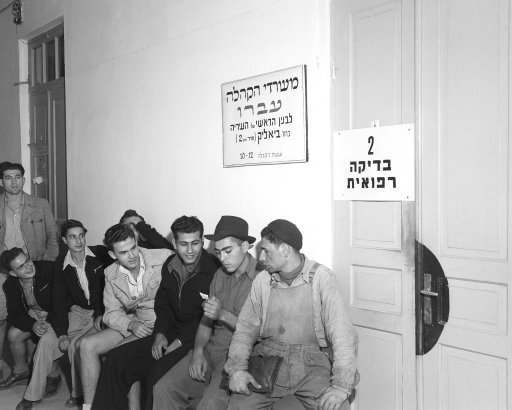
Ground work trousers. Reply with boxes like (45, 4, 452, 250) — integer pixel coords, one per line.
(152, 347, 229, 410)
(24, 325, 63, 401)
(227, 339, 337, 410)
(92, 335, 190, 410)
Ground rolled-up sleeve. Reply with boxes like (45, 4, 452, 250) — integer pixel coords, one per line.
(317, 269, 359, 392)
(224, 274, 265, 375)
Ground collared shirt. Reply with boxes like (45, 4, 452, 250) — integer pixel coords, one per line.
(118, 253, 146, 298)
(225, 255, 359, 394)
(3, 195, 26, 252)
(63, 247, 96, 303)
(207, 253, 259, 354)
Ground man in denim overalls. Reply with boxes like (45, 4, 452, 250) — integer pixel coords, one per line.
(225, 219, 358, 410)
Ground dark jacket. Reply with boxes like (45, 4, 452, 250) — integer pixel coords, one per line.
(135, 221, 173, 250)
(154, 250, 220, 346)
(3, 260, 55, 332)
(52, 245, 113, 337)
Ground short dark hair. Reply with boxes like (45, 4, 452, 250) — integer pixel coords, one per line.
(171, 216, 203, 240)
(119, 209, 145, 224)
(0, 247, 26, 271)
(103, 223, 136, 251)
(61, 219, 87, 238)
(1, 162, 25, 178)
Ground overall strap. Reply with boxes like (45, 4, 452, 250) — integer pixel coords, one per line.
(308, 262, 320, 283)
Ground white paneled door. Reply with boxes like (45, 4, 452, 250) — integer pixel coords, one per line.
(332, 0, 511, 409)
(418, 0, 511, 409)
(332, 0, 416, 409)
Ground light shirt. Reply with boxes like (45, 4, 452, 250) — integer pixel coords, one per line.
(118, 253, 146, 298)
(63, 247, 95, 303)
(3, 196, 26, 252)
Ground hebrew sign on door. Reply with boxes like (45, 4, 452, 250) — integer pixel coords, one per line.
(333, 124, 415, 201)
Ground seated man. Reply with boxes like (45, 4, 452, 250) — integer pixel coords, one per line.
(92, 215, 221, 410)
(153, 215, 260, 410)
(0, 248, 62, 410)
(120, 209, 172, 250)
(79, 224, 172, 410)
(225, 219, 359, 410)
(52, 219, 113, 406)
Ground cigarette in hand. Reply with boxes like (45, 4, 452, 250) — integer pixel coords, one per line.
(199, 292, 209, 300)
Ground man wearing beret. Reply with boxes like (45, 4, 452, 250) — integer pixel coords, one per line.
(153, 215, 260, 410)
(225, 219, 359, 410)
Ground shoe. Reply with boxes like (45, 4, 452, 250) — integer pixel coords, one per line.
(65, 396, 84, 407)
(0, 370, 30, 389)
(15, 399, 35, 410)
(44, 374, 61, 397)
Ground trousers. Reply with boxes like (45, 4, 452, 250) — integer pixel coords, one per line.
(24, 325, 63, 401)
(152, 346, 229, 410)
(92, 335, 190, 410)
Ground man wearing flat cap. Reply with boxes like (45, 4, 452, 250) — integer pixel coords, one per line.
(153, 215, 260, 410)
(225, 219, 359, 410)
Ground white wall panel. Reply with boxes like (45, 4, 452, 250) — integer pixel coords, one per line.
(350, 1, 401, 128)
(447, 278, 507, 335)
(439, 0, 508, 260)
(355, 326, 403, 410)
(439, 345, 507, 410)
(350, 264, 402, 314)
(351, 201, 401, 250)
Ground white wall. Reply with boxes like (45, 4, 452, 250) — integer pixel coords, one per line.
(2, 0, 335, 265)
(64, 0, 334, 264)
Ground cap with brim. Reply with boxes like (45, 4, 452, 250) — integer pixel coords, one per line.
(205, 215, 255, 244)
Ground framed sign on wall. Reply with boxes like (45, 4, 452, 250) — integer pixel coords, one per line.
(221, 65, 308, 167)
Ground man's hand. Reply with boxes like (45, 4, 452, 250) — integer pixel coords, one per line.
(32, 321, 49, 337)
(165, 338, 182, 355)
(28, 309, 48, 321)
(93, 315, 104, 331)
(151, 333, 168, 360)
(228, 370, 261, 395)
(203, 296, 222, 321)
(318, 387, 349, 410)
(189, 349, 208, 382)
(58, 335, 70, 352)
(128, 320, 152, 338)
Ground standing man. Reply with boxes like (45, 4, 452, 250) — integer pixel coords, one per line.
(153, 215, 260, 410)
(0, 162, 59, 262)
(53, 219, 113, 406)
(225, 219, 359, 410)
(92, 216, 221, 410)
(0, 248, 62, 410)
(79, 224, 172, 410)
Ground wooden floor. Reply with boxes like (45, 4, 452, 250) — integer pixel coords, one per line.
(0, 379, 70, 410)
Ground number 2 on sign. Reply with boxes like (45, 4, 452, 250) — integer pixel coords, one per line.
(367, 136, 375, 155)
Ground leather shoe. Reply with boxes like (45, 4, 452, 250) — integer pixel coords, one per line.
(65, 395, 84, 407)
(0, 370, 30, 389)
(16, 398, 35, 410)
(44, 374, 61, 397)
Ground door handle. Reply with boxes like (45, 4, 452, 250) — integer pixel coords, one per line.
(416, 241, 450, 355)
